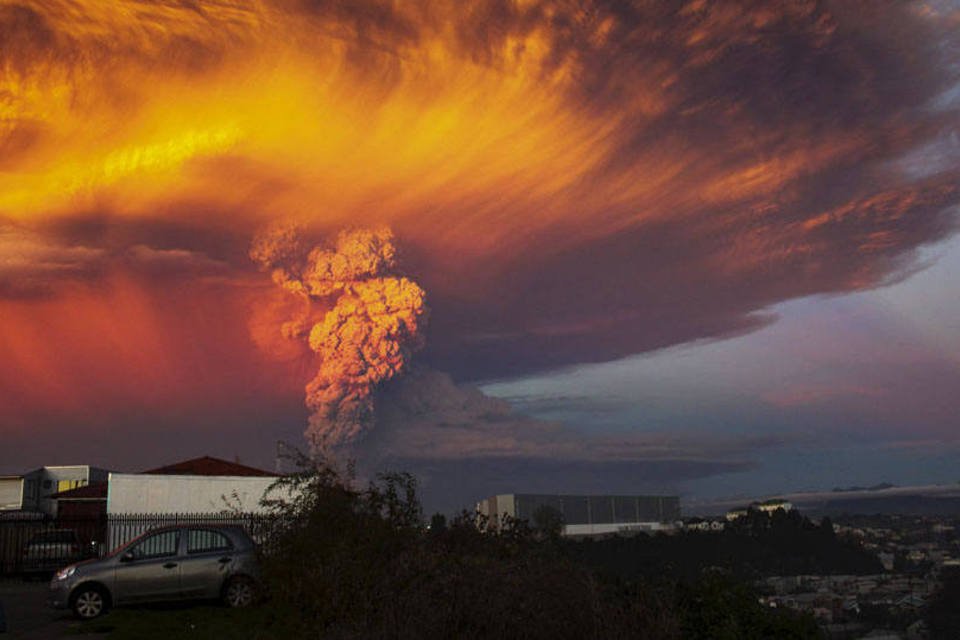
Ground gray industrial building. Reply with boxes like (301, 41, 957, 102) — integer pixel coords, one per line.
(476, 493, 681, 536)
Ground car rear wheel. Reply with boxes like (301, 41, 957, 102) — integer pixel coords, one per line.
(223, 576, 257, 608)
(72, 586, 108, 619)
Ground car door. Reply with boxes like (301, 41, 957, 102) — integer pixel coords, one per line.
(113, 529, 183, 604)
(178, 528, 236, 599)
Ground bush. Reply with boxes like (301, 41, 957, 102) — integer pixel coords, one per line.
(926, 567, 960, 639)
(259, 456, 819, 639)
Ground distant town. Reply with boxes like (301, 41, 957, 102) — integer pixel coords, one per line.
(3, 457, 960, 638)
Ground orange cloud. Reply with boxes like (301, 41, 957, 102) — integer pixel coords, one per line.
(1, 0, 958, 428)
(0, 273, 302, 430)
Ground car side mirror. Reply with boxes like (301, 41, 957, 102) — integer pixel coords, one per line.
(120, 551, 135, 563)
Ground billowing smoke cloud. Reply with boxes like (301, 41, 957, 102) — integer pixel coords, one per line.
(1, 0, 960, 496)
(251, 223, 428, 449)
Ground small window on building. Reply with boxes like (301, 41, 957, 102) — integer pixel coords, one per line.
(187, 529, 232, 554)
(42, 480, 52, 490)
(56, 479, 84, 492)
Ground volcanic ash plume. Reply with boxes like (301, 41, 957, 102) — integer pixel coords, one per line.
(251, 224, 428, 449)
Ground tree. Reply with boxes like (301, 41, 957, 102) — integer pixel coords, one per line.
(532, 504, 565, 540)
(255, 453, 819, 639)
(429, 512, 447, 533)
(678, 573, 822, 640)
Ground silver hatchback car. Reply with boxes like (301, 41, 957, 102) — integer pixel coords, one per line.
(48, 524, 261, 619)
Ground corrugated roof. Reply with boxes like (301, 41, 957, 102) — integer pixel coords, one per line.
(142, 456, 275, 477)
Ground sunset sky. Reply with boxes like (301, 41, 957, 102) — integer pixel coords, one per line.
(1, 0, 958, 512)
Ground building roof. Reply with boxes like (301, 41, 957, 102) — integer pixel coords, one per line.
(49, 457, 274, 501)
(51, 482, 108, 500)
(142, 456, 275, 477)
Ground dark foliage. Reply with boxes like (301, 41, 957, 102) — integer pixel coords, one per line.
(531, 504, 565, 541)
(675, 573, 821, 640)
(926, 567, 960, 639)
(567, 509, 881, 583)
(259, 457, 821, 639)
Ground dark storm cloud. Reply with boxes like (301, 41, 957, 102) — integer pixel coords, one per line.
(0, 221, 231, 298)
(398, 1, 960, 380)
(422, 180, 958, 380)
(347, 367, 788, 507)
(0, 223, 105, 298)
(354, 368, 775, 511)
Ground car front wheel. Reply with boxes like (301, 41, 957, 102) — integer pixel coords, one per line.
(223, 576, 257, 608)
(72, 586, 108, 619)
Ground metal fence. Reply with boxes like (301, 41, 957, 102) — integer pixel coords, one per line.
(0, 513, 275, 577)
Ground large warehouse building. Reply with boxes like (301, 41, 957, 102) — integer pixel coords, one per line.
(476, 493, 681, 536)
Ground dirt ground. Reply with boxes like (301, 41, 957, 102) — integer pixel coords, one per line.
(0, 579, 87, 639)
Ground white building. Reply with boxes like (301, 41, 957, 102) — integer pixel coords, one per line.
(106, 473, 282, 515)
(476, 493, 681, 537)
(0, 466, 110, 516)
(756, 499, 794, 514)
(103, 456, 289, 548)
(725, 499, 794, 521)
(685, 518, 725, 531)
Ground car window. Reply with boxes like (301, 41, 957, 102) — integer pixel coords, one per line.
(187, 529, 232, 554)
(129, 530, 180, 560)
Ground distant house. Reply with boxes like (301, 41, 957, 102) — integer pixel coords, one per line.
(0, 466, 110, 516)
(725, 499, 794, 521)
(23, 456, 282, 551)
(685, 517, 725, 531)
(725, 508, 748, 521)
(0, 475, 25, 511)
(755, 498, 794, 514)
(43, 456, 278, 522)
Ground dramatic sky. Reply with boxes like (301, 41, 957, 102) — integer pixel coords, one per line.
(1, 0, 958, 513)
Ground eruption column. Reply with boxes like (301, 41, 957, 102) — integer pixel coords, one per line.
(251, 224, 428, 450)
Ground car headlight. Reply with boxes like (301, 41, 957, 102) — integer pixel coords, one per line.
(54, 566, 77, 581)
